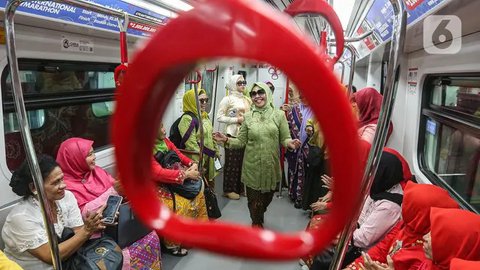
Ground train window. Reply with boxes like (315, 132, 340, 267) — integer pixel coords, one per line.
(420, 75, 480, 212)
(2, 59, 116, 171)
(3, 110, 45, 133)
(92, 101, 115, 117)
(3, 60, 115, 96)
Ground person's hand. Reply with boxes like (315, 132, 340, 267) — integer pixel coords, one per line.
(311, 201, 328, 212)
(287, 139, 302, 150)
(320, 191, 332, 202)
(185, 166, 200, 180)
(281, 104, 292, 112)
(113, 178, 124, 197)
(213, 132, 228, 143)
(189, 162, 198, 172)
(84, 205, 106, 235)
(321, 175, 334, 190)
(237, 115, 244, 124)
(360, 253, 395, 270)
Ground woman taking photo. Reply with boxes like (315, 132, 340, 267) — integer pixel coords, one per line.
(216, 74, 251, 200)
(214, 82, 301, 228)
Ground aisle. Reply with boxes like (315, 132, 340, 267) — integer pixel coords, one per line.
(167, 194, 309, 270)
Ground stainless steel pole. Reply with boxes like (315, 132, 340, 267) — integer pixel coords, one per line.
(329, 0, 407, 269)
(345, 45, 358, 96)
(5, 0, 164, 268)
(338, 60, 345, 84)
(5, 1, 62, 268)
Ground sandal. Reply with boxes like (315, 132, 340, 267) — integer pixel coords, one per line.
(165, 247, 188, 257)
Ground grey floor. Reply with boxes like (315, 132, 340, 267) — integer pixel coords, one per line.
(162, 174, 310, 270)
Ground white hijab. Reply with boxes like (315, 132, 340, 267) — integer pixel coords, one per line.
(227, 75, 243, 97)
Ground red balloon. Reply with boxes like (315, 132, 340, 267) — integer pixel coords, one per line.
(113, 0, 362, 260)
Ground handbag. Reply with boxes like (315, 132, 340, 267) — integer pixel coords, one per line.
(203, 178, 221, 219)
(154, 150, 202, 199)
(59, 228, 123, 270)
(311, 245, 361, 270)
(104, 203, 151, 248)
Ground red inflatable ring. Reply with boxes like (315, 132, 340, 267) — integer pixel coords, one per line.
(113, 0, 362, 260)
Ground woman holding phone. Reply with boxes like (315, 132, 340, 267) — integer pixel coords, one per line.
(56, 137, 162, 270)
(1, 155, 107, 270)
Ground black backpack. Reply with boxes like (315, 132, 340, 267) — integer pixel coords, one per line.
(169, 112, 199, 149)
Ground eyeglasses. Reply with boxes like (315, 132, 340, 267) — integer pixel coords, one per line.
(199, 98, 209, 104)
(236, 81, 247, 86)
(249, 89, 266, 98)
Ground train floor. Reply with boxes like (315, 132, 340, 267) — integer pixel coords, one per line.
(162, 173, 310, 270)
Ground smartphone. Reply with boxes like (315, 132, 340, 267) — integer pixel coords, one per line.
(102, 195, 123, 224)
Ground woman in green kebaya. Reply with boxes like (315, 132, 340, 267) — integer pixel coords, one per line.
(213, 82, 301, 228)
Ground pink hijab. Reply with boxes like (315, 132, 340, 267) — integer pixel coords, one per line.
(56, 138, 114, 210)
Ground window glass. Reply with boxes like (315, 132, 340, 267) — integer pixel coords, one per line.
(3, 61, 115, 96)
(2, 60, 116, 172)
(423, 117, 480, 210)
(430, 83, 480, 118)
(3, 110, 45, 134)
(4, 105, 111, 171)
(92, 101, 115, 117)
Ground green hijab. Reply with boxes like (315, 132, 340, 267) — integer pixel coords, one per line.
(247, 82, 274, 111)
(153, 125, 169, 154)
(183, 88, 208, 118)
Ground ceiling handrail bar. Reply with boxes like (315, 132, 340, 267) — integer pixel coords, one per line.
(329, 0, 407, 269)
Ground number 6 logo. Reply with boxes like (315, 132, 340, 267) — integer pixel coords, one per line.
(424, 15, 462, 54)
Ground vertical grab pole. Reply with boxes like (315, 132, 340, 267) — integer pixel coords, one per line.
(4, 0, 63, 269)
(337, 60, 345, 84)
(329, 0, 406, 269)
(191, 71, 205, 173)
(345, 45, 358, 96)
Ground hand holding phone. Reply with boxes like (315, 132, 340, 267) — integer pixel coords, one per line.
(102, 195, 123, 225)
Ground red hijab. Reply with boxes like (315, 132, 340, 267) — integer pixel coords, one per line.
(353, 87, 383, 127)
(56, 138, 114, 210)
(450, 258, 480, 270)
(427, 208, 480, 270)
(399, 182, 459, 246)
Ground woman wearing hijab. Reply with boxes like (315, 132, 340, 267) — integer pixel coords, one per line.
(56, 138, 162, 269)
(308, 148, 406, 270)
(418, 208, 480, 270)
(346, 182, 459, 270)
(282, 82, 313, 208)
(450, 258, 480, 270)
(350, 87, 393, 144)
(216, 75, 251, 200)
(152, 123, 207, 256)
(179, 89, 218, 187)
(214, 82, 301, 227)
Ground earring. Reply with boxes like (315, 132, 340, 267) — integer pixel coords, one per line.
(33, 190, 38, 195)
